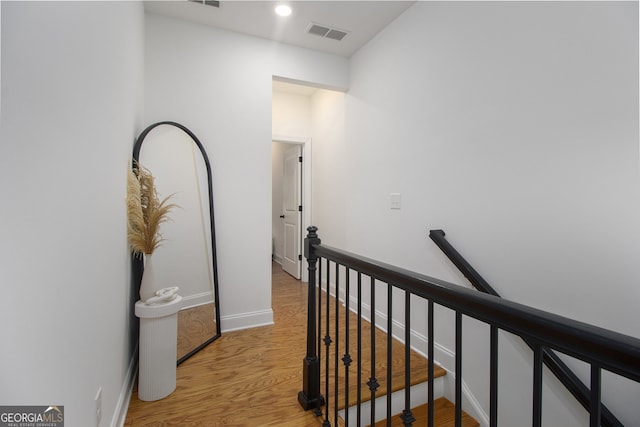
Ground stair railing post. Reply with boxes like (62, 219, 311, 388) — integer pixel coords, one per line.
(298, 226, 322, 410)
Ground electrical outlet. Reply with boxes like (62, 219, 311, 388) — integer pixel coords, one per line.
(95, 387, 102, 426)
(390, 193, 401, 210)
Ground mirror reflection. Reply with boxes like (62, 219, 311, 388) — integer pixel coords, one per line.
(133, 122, 221, 365)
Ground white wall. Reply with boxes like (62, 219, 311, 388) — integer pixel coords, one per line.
(273, 89, 312, 137)
(144, 13, 348, 332)
(310, 1, 638, 425)
(310, 89, 347, 248)
(0, 2, 144, 426)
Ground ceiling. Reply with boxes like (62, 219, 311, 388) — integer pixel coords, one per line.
(144, 1, 415, 58)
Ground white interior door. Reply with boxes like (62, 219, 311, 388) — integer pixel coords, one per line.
(282, 145, 302, 279)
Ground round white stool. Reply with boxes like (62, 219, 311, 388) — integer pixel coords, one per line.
(135, 296, 183, 401)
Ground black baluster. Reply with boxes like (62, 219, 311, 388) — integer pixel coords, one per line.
(428, 300, 434, 427)
(490, 325, 498, 427)
(455, 311, 462, 427)
(590, 364, 601, 427)
(357, 273, 363, 427)
(334, 263, 340, 427)
(368, 278, 379, 425)
(387, 283, 393, 426)
(323, 260, 332, 427)
(532, 344, 543, 427)
(343, 268, 352, 427)
(401, 290, 415, 427)
(316, 257, 324, 417)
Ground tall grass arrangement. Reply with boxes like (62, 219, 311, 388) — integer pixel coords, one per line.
(127, 161, 178, 256)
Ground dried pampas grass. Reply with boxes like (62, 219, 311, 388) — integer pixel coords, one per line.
(127, 161, 178, 255)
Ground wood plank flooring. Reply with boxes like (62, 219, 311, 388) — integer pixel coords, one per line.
(125, 264, 323, 426)
(124, 262, 466, 427)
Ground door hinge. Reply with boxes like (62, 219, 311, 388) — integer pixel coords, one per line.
(298, 156, 303, 163)
(298, 205, 302, 212)
(298, 254, 302, 261)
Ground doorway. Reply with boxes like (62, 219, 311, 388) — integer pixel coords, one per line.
(272, 135, 311, 282)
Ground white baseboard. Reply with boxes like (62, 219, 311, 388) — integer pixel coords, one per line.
(111, 345, 138, 427)
(272, 253, 283, 265)
(221, 309, 274, 333)
(180, 291, 213, 310)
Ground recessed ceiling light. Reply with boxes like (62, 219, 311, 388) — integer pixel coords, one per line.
(275, 4, 292, 17)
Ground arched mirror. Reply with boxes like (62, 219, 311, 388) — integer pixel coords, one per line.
(133, 121, 221, 366)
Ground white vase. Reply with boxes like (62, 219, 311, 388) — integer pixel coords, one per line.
(140, 254, 158, 302)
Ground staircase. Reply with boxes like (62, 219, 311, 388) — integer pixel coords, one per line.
(370, 398, 479, 427)
(317, 286, 478, 427)
(299, 227, 640, 427)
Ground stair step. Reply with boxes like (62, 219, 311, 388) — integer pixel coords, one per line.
(320, 292, 459, 426)
(338, 379, 445, 427)
(367, 397, 479, 427)
(325, 346, 447, 411)
(319, 292, 447, 411)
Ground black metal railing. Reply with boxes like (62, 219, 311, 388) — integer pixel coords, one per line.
(298, 226, 640, 427)
(429, 229, 624, 427)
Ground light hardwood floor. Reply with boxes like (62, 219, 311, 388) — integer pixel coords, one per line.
(177, 302, 218, 361)
(125, 263, 324, 426)
(125, 263, 471, 427)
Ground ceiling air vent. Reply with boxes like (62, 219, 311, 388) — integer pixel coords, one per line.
(188, 0, 221, 7)
(307, 23, 349, 42)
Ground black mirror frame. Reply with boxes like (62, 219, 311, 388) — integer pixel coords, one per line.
(132, 121, 221, 366)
